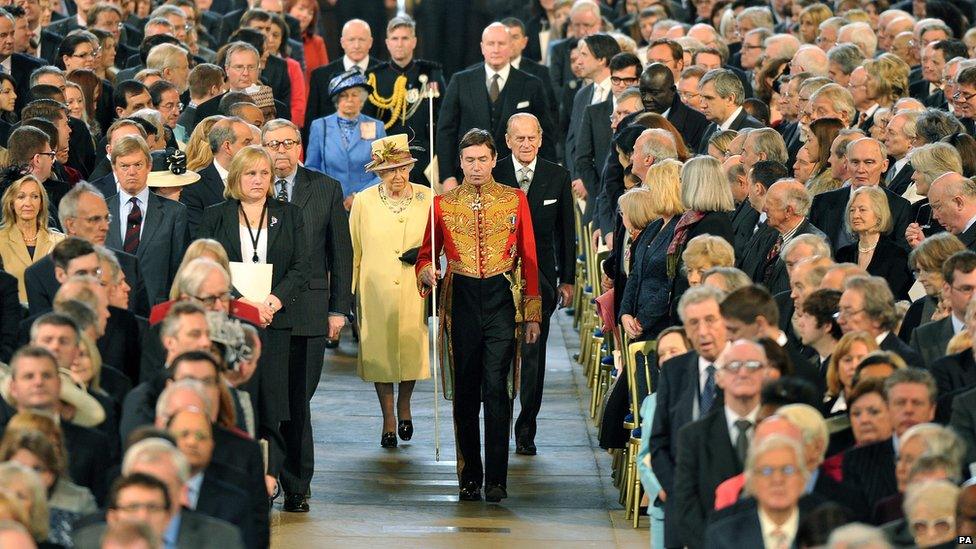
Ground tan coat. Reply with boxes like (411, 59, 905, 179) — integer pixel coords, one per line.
(350, 183, 431, 383)
(0, 225, 64, 303)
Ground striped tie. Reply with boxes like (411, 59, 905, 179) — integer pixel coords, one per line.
(123, 197, 141, 254)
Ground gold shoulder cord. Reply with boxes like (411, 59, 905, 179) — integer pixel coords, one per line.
(366, 72, 409, 129)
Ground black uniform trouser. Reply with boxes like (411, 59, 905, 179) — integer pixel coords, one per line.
(514, 282, 556, 445)
(451, 274, 516, 488)
(280, 334, 327, 495)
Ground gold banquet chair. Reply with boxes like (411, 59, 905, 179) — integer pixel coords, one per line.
(623, 338, 656, 527)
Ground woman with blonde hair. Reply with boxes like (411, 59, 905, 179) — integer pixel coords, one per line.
(0, 461, 51, 546)
(168, 238, 231, 300)
(862, 54, 910, 108)
(0, 175, 64, 304)
(823, 331, 879, 415)
(908, 143, 962, 239)
(798, 3, 833, 43)
(836, 186, 913, 298)
(681, 234, 736, 287)
(185, 115, 224, 171)
(619, 159, 685, 341)
(707, 129, 737, 160)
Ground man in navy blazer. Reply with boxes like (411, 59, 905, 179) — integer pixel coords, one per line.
(104, 136, 188, 306)
(436, 23, 554, 188)
(650, 285, 730, 548)
(562, 34, 619, 176)
(695, 68, 763, 154)
(180, 117, 253, 236)
(492, 114, 575, 456)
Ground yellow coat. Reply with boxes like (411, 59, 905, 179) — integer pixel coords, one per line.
(350, 183, 431, 383)
(0, 225, 65, 304)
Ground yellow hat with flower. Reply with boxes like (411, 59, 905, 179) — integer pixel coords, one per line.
(364, 134, 418, 172)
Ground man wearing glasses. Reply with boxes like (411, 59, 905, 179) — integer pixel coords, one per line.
(927, 171, 976, 252)
(261, 118, 351, 513)
(836, 275, 923, 368)
(915, 251, 976, 372)
(672, 338, 778, 549)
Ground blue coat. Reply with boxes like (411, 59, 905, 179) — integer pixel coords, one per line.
(306, 113, 385, 196)
(619, 218, 677, 341)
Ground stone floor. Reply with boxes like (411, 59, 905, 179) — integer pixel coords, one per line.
(270, 312, 649, 548)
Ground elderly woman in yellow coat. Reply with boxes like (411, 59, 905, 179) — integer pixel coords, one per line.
(0, 175, 64, 304)
(350, 134, 431, 449)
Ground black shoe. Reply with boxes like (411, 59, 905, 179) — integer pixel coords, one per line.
(485, 484, 508, 502)
(515, 442, 537, 456)
(381, 432, 397, 448)
(458, 481, 481, 501)
(398, 420, 413, 441)
(282, 493, 309, 513)
(324, 337, 339, 349)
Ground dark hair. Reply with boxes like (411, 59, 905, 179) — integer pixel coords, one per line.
(55, 33, 96, 70)
(22, 99, 67, 122)
(239, 8, 272, 26)
(917, 108, 965, 144)
(942, 250, 976, 284)
(188, 63, 225, 101)
(941, 133, 976, 178)
(66, 68, 100, 124)
(612, 125, 645, 157)
(138, 33, 180, 64)
(750, 160, 789, 190)
(609, 52, 642, 74)
(148, 79, 178, 107)
(51, 236, 96, 270)
(795, 503, 853, 548)
(742, 98, 769, 126)
(847, 376, 887, 409)
(800, 288, 842, 339)
(6, 126, 50, 166)
(0, 72, 16, 119)
(1, 4, 25, 18)
(113, 80, 150, 110)
(227, 27, 265, 55)
(933, 39, 969, 63)
(218, 91, 254, 115)
(124, 115, 157, 138)
(582, 33, 622, 66)
(457, 129, 496, 157)
(500, 16, 526, 34)
(720, 285, 780, 326)
(267, 13, 291, 57)
(124, 427, 176, 451)
(9, 344, 60, 377)
(647, 38, 683, 63)
(20, 118, 58, 152)
(756, 336, 793, 377)
(170, 350, 221, 377)
(108, 473, 171, 512)
(760, 377, 820, 408)
(28, 84, 64, 103)
(810, 118, 845, 171)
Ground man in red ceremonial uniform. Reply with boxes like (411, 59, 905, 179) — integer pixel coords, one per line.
(417, 129, 542, 503)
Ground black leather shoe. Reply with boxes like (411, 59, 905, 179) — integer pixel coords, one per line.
(398, 420, 413, 441)
(484, 484, 508, 502)
(381, 432, 397, 448)
(515, 442, 537, 456)
(458, 481, 481, 501)
(283, 493, 309, 513)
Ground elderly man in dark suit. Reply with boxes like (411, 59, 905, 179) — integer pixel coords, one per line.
(261, 119, 352, 513)
(492, 113, 574, 456)
(546, 0, 602, 101)
(650, 286, 730, 549)
(674, 338, 769, 549)
(837, 275, 924, 368)
(181, 117, 254, 236)
(810, 138, 912, 253)
(563, 33, 619, 177)
(436, 22, 554, 190)
(104, 135, 188, 307)
(0, 12, 43, 112)
(914, 251, 976, 370)
(502, 17, 558, 136)
(758, 180, 829, 295)
(925, 171, 976, 251)
(695, 68, 763, 154)
(304, 18, 382, 134)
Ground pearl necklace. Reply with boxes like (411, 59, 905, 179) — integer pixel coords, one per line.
(379, 184, 412, 214)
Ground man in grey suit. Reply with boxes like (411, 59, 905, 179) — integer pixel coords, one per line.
(261, 119, 353, 513)
(104, 135, 188, 306)
(912, 251, 976, 368)
(74, 441, 245, 549)
(563, 33, 619, 176)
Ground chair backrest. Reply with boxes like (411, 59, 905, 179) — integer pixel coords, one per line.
(626, 339, 657, 425)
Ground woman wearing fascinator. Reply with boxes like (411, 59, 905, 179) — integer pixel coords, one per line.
(349, 134, 431, 448)
(146, 149, 200, 202)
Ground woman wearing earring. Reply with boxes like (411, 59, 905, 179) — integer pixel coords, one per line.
(349, 134, 431, 448)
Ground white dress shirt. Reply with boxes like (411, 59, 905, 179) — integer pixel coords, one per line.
(118, 186, 151, 243)
(214, 160, 230, 184)
(759, 507, 799, 549)
(485, 63, 512, 95)
(591, 76, 611, 105)
(723, 404, 759, 448)
(720, 106, 744, 131)
(343, 55, 369, 74)
(512, 156, 538, 191)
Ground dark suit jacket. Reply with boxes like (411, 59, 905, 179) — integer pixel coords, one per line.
(958, 220, 976, 251)
(675, 407, 743, 549)
(931, 348, 976, 421)
(762, 220, 827, 294)
(96, 306, 142, 383)
(563, 81, 595, 176)
(666, 92, 710, 153)
(436, 63, 555, 180)
(280, 166, 352, 334)
(89, 173, 116, 199)
(909, 78, 934, 100)
(516, 57, 559, 140)
(809, 185, 912, 253)
(304, 56, 382, 132)
(494, 156, 575, 302)
(63, 421, 112, 505)
(0, 271, 19, 363)
(199, 199, 309, 329)
(573, 97, 613, 222)
(546, 37, 575, 103)
(196, 473, 253, 549)
(181, 162, 225, 238)
(88, 155, 112, 182)
(66, 115, 96, 179)
(835, 238, 913, 299)
(696, 108, 764, 154)
(842, 437, 898, 510)
(73, 509, 245, 549)
(879, 331, 924, 370)
(24, 249, 149, 318)
(909, 316, 955, 369)
(192, 91, 287, 133)
(885, 162, 915, 197)
(11, 52, 44, 112)
(105, 191, 187, 306)
(736, 221, 779, 281)
(950, 386, 976, 469)
(703, 509, 775, 549)
(731, 201, 760, 258)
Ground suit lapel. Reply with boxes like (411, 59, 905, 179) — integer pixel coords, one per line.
(223, 203, 243, 262)
(291, 168, 312, 209)
(707, 407, 741, 469)
(4, 228, 31, 267)
(139, 193, 162, 255)
(106, 196, 121, 248)
(265, 201, 284, 254)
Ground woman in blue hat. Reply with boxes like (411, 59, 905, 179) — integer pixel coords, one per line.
(306, 69, 387, 210)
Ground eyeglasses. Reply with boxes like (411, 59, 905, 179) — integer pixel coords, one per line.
(910, 517, 954, 536)
(833, 307, 864, 319)
(953, 89, 976, 102)
(951, 284, 976, 294)
(190, 292, 231, 307)
(80, 213, 111, 225)
(264, 139, 300, 151)
(229, 64, 258, 74)
(71, 49, 100, 60)
(113, 502, 168, 514)
(34, 150, 56, 159)
(159, 101, 184, 112)
(754, 464, 799, 478)
(721, 360, 765, 373)
(610, 76, 639, 86)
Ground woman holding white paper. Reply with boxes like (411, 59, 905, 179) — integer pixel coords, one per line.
(198, 145, 309, 426)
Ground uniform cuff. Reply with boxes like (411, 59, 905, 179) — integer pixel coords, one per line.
(522, 295, 542, 323)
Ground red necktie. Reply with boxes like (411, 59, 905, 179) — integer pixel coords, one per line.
(123, 197, 142, 254)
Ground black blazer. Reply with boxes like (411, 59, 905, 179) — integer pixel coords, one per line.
(493, 156, 575, 305)
(669, 211, 736, 322)
(950, 386, 976, 469)
(809, 185, 912, 253)
(666, 92, 710, 153)
(88, 155, 112, 182)
(516, 57, 559, 139)
(842, 437, 897, 511)
(703, 510, 771, 549)
(762, 219, 828, 294)
(210, 425, 270, 546)
(736, 221, 779, 281)
(885, 162, 915, 197)
(546, 37, 575, 103)
(674, 407, 744, 549)
(63, 421, 112, 505)
(958, 220, 976, 251)
(304, 56, 383, 133)
(11, 52, 44, 112)
(196, 473, 253, 549)
(835, 238, 913, 299)
(879, 331, 924, 370)
(696, 108, 764, 154)
(199, 199, 309, 329)
(730, 201, 759, 258)
(281, 166, 352, 335)
(0, 271, 19, 363)
(910, 198, 946, 238)
(909, 315, 955, 369)
(182, 162, 226, 238)
(192, 91, 287, 134)
(563, 81, 595, 176)
(24, 250, 149, 318)
(436, 63, 555, 180)
(66, 115, 96, 179)
(96, 306, 142, 384)
(931, 348, 976, 420)
(573, 98, 613, 221)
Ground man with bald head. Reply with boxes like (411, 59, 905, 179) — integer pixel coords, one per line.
(493, 113, 574, 455)
(304, 19, 382, 127)
(436, 22, 555, 189)
(809, 138, 913, 252)
(928, 172, 976, 250)
(639, 62, 709, 152)
(790, 45, 829, 77)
